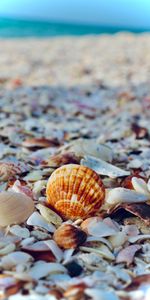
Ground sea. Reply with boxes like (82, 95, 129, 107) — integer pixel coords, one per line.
(0, 17, 149, 38)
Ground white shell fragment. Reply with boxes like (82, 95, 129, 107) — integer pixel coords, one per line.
(44, 240, 64, 262)
(0, 243, 16, 256)
(9, 225, 30, 239)
(59, 139, 113, 162)
(108, 232, 127, 248)
(87, 236, 113, 250)
(131, 177, 150, 196)
(1, 251, 33, 269)
(27, 212, 56, 232)
(28, 262, 67, 280)
(36, 203, 62, 226)
(84, 218, 118, 237)
(105, 187, 149, 206)
(128, 234, 150, 243)
(0, 192, 34, 227)
(85, 289, 119, 300)
(81, 155, 130, 178)
(80, 244, 115, 260)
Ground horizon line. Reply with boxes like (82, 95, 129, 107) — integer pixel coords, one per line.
(0, 15, 150, 31)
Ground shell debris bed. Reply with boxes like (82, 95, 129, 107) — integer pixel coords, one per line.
(0, 34, 150, 300)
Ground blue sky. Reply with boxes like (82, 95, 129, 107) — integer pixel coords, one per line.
(0, 0, 150, 28)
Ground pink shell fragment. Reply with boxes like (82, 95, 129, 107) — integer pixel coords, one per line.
(116, 244, 141, 266)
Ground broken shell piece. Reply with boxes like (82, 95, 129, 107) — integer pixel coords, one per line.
(108, 232, 127, 248)
(125, 274, 150, 291)
(22, 137, 60, 148)
(86, 236, 113, 250)
(23, 170, 43, 182)
(105, 187, 149, 207)
(85, 289, 119, 300)
(81, 217, 118, 237)
(128, 234, 150, 243)
(116, 245, 141, 266)
(0, 275, 22, 298)
(47, 152, 80, 168)
(28, 262, 67, 280)
(80, 244, 115, 260)
(1, 251, 33, 269)
(9, 225, 30, 239)
(121, 174, 147, 190)
(131, 177, 150, 196)
(0, 243, 16, 256)
(36, 203, 62, 227)
(27, 212, 56, 232)
(81, 155, 130, 178)
(22, 241, 56, 262)
(53, 224, 87, 249)
(58, 139, 113, 162)
(0, 192, 34, 227)
(33, 180, 47, 198)
(46, 164, 105, 220)
(44, 240, 63, 262)
(9, 180, 33, 199)
(0, 162, 25, 182)
(121, 203, 150, 225)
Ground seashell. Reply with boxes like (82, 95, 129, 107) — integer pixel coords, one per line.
(0, 162, 26, 182)
(0, 192, 34, 227)
(86, 236, 113, 250)
(28, 262, 67, 280)
(121, 173, 147, 190)
(81, 217, 118, 237)
(53, 224, 87, 249)
(57, 139, 113, 162)
(22, 137, 60, 148)
(46, 164, 105, 220)
(108, 232, 127, 249)
(0, 274, 22, 298)
(85, 289, 118, 300)
(80, 244, 115, 260)
(9, 225, 30, 239)
(128, 234, 150, 243)
(105, 187, 149, 207)
(81, 155, 130, 178)
(27, 212, 56, 232)
(131, 177, 150, 196)
(1, 251, 33, 269)
(116, 245, 141, 266)
(22, 240, 56, 262)
(9, 180, 33, 199)
(44, 240, 63, 262)
(0, 243, 16, 256)
(36, 203, 63, 227)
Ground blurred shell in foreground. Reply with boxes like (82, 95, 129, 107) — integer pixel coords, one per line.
(46, 164, 105, 220)
(0, 192, 34, 227)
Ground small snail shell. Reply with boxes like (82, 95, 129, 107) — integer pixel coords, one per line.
(0, 192, 34, 227)
(46, 164, 105, 220)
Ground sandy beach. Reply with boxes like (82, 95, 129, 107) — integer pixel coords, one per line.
(0, 34, 150, 299)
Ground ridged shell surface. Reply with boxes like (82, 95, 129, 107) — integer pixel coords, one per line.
(46, 164, 105, 220)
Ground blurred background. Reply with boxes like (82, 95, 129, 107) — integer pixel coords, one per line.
(0, 0, 150, 37)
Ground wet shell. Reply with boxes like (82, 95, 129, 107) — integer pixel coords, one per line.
(46, 164, 105, 220)
(0, 192, 34, 227)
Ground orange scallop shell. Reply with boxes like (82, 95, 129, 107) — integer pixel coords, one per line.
(46, 164, 105, 220)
